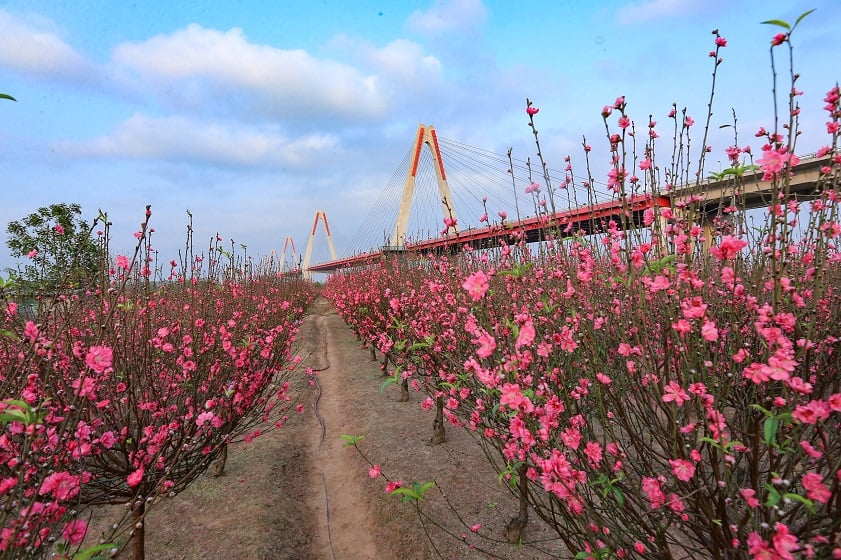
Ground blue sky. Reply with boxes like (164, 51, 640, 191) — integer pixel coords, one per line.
(1, 0, 838, 273)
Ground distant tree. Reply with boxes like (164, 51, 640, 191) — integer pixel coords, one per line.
(6, 203, 102, 292)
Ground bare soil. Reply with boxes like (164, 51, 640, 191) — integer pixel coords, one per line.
(93, 298, 565, 559)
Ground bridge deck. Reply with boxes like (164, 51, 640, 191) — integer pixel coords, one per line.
(308, 154, 831, 274)
(308, 194, 669, 273)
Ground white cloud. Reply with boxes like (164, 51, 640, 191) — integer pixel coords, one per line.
(615, 0, 701, 24)
(56, 114, 339, 168)
(407, 0, 487, 35)
(0, 10, 93, 80)
(327, 36, 443, 97)
(111, 24, 390, 121)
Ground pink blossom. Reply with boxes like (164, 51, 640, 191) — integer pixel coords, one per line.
(639, 157, 652, 171)
(662, 381, 690, 406)
(684, 116, 695, 127)
(792, 400, 830, 424)
(710, 236, 748, 260)
(39, 472, 81, 501)
(772, 523, 799, 560)
(771, 33, 787, 46)
(27, 249, 38, 258)
(475, 332, 496, 359)
(85, 345, 113, 373)
(758, 147, 799, 180)
(196, 411, 215, 427)
(680, 296, 708, 319)
(669, 459, 695, 481)
(23, 320, 39, 342)
(385, 479, 403, 493)
(127, 466, 145, 487)
(800, 440, 822, 459)
(462, 270, 490, 302)
(71, 376, 95, 398)
(740, 488, 760, 508)
(470, 523, 481, 532)
(584, 441, 603, 466)
(516, 319, 536, 349)
(641, 477, 665, 508)
(802, 472, 831, 504)
(715, 36, 727, 47)
(701, 320, 719, 342)
(747, 532, 773, 558)
(561, 426, 581, 449)
(499, 383, 534, 413)
(369, 465, 381, 479)
(525, 182, 540, 194)
(61, 519, 88, 545)
(527, 105, 539, 116)
(54, 224, 65, 235)
(99, 431, 117, 448)
(115, 254, 130, 270)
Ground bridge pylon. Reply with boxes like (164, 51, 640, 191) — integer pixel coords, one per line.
(302, 210, 337, 280)
(391, 123, 458, 247)
(280, 236, 300, 273)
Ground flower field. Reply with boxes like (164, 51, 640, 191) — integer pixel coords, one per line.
(2, 13, 840, 560)
(322, 21, 841, 560)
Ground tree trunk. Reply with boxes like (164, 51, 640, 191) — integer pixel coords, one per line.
(370, 345, 376, 360)
(505, 464, 529, 543)
(132, 500, 145, 560)
(381, 351, 390, 375)
(399, 377, 409, 402)
(212, 442, 228, 476)
(430, 396, 446, 444)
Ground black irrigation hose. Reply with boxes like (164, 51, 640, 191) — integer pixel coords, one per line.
(300, 308, 335, 560)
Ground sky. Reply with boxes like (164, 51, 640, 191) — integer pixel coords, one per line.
(1, 0, 839, 274)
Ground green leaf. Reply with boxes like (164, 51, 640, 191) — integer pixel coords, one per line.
(0, 93, 16, 102)
(750, 404, 772, 417)
(761, 19, 791, 30)
(794, 9, 815, 28)
(379, 364, 403, 392)
(389, 483, 432, 503)
(783, 492, 815, 513)
(340, 434, 365, 447)
(75, 543, 117, 560)
(0, 411, 29, 424)
(764, 417, 779, 446)
(379, 377, 396, 392)
(765, 484, 781, 507)
(699, 436, 723, 451)
(0, 329, 19, 341)
(413, 481, 435, 500)
(612, 487, 625, 507)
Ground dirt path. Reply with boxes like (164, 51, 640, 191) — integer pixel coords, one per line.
(115, 298, 564, 559)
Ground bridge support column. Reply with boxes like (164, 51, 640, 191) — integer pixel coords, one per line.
(302, 210, 337, 280)
(391, 124, 458, 247)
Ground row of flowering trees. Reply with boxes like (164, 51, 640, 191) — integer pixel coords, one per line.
(0, 207, 316, 559)
(325, 20, 841, 560)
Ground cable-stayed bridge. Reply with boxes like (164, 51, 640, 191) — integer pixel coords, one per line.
(303, 123, 830, 275)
